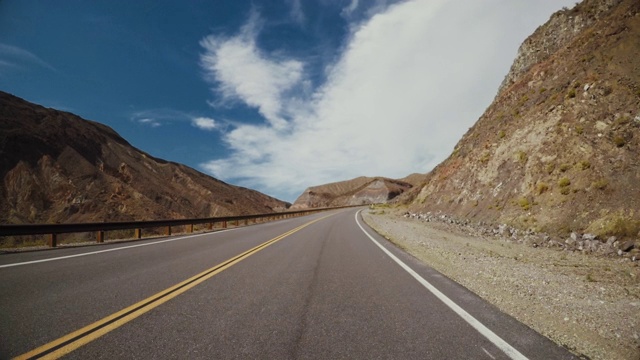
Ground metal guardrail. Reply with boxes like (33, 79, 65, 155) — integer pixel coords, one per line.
(0, 206, 353, 247)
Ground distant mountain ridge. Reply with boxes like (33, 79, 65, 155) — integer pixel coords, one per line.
(291, 176, 413, 209)
(402, 0, 640, 240)
(0, 91, 289, 225)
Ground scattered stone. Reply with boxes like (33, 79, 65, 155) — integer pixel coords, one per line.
(620, 241, 636, 252)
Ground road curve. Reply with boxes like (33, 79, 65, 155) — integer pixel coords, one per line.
(0, 208, 576, 359)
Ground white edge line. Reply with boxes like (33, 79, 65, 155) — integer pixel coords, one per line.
(0, 228, 233, 269)
(355, 210, 529, 360)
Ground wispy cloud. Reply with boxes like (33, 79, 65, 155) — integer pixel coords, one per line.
(199, 10, 304, 129)
(287, 0, 306, 25)
(138, 118, 161, 128)
(341, 0, 359, 17)
(0, 43, 56, 73)
(192, 117, 217, 131)
(199, 0, 577, 201)
(131, 109, 217, 131)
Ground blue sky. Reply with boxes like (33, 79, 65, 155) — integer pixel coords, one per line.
(0, 0, 577, 202)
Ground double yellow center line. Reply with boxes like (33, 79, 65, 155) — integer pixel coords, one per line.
(16, 214, 334, 360)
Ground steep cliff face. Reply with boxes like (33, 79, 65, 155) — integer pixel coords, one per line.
(0, 92, 289, 225)
(407, 0, 640, 240)
(498, 0, 623, 93)
(292, 176, 412, 209)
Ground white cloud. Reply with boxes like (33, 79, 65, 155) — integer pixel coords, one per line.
(199, 11, 304, 129)
(192, 117, 217, 131)
(138, 118, 161, 127)
(200, 0, 577, 202)
(132, 109, 218, 131)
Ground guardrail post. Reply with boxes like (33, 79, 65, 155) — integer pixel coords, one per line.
(48, 233, 57, 247)
(208, 223, 213, 230)
(188, 224, 194, 233)
(166, 226, 171, 236)
(223, 220, 227, 228)
(135, 229, 142, 239)
(97, 231, 104, 243)
(235, 220, 239, 226)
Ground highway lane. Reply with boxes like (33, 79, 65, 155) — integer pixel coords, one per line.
(0, 208, 576, 359)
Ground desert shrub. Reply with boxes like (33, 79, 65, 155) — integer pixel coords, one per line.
(613, 136, 626, 147)
(560, 187, 571, 195)
(558, 177, 571, 187)
(545, 163, 555, 174)
(536, 183, 549, 195)
(498, 130, 506, 139)
(614, 116, 631, 126)
(575, 125, 584, 135)
(579, 160, 591, 170)
(591, 179, 608, 190)
(587, 214, 640, 239)
(559, 163, 572, 172)
(516, 150, 528, 164)
(518, 197, 531, 211)
(567, 89, 576, 98)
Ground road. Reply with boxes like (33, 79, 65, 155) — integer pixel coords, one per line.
(0, 208, 576, 359)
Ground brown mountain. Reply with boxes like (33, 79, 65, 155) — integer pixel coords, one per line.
(0, 91, 289, 225)
(403, 0, 640, 240)
(291, 176, 412, 209)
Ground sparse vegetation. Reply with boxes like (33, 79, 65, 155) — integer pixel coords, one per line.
(558, 177, 571, 187)
(516, 150, 528, 164)
(545, 163, 555, 174)
(567, 88, 576, 98)
(591, 179, 608, 190)
(498, 130, 506, 139)
(559, 163, 572, 172)
(480, 152, 491, 164)
(518, 197, 531, 211)
(539, 88, 547, 94)
(613, 136, 626, 147)
(575, 125, 584, 134)
(536, 182, 549, 195)
(587, 212, 640, 239)
(614, 116, 631, 126)
(560, 187, 571, 195)
(578, 160, 591, 170)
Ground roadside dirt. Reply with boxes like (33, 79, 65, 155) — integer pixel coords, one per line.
(362, 208, 640, 360)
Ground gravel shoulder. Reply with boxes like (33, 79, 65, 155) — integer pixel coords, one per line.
(362, 208, 640, 360)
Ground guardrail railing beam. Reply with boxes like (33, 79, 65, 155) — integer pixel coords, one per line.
(0, 205, 361, 248)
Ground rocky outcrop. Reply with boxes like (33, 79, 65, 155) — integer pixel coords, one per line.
(406, 0, 640, 241)
(498, 0, 623, 93)
(292, 176, 412, 209)
(0, 91, 290, 226)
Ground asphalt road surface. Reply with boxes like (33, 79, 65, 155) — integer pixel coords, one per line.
(0, 208, 577, 359)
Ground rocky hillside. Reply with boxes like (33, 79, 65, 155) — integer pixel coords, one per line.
(405, 0, 640, 240)
(292, 176, 412, 209)
(0, 91, 289, 226)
